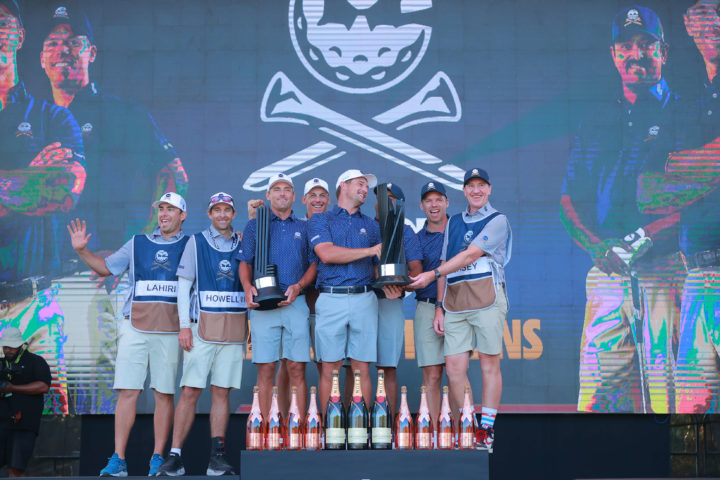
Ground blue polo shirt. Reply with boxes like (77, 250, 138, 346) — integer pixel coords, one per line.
(0, 81, 84, 284)
(415, 222, 445, 301)
(237, 211, 310, 291)
(308, 205, 380, 287)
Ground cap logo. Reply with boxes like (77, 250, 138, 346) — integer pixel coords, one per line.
(387, 183, 393, 189)
(15, 122, 32, 137)
(54, 6, 69, 19)
(472, 169, 479, 175)
(625, 9, 641, 27)
(313, 179, 319, 183)
(165, 193, 172, 198)
(81, 122, 93, 134)
(278, 173, 284, 177)
(428, 182, 435, 189)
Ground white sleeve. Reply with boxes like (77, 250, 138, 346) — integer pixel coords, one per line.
(178, 276, 193, 329)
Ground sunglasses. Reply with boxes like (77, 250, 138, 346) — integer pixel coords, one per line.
(210, 194, 233, 204)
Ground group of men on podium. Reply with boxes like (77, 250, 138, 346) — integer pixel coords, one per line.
(67, 165, 511, 475)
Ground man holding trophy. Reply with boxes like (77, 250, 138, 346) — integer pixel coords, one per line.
(308, 170, 381, 410)
(239, 173, 316, 419)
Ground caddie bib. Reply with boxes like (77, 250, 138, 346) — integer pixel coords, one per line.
(443, 211, 502, 313)
(130, 234, 189, 333)
(195, 232, 248, 344)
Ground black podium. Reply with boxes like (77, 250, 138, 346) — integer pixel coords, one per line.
(240, 450, 489, 480)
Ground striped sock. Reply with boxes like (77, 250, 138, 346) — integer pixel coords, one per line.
(480, 407, 497, 429)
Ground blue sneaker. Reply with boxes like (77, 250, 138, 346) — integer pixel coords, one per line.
(100, 453, 128, 477)
(148, 454, 164, 476)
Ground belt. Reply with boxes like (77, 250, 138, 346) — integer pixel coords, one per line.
(319, 285, 372, 294)
(685, 248, 720, 270)
(417, 297, 437, 304)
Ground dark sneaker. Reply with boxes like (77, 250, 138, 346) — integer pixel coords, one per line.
(148, 454, 164, 476)
(475, 425, 495, 450)
(100, 453, 128, 477)
(206, 453, 235, 476)
(155, 453, 185, 476)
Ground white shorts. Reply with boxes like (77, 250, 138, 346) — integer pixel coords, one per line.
(180, 325, 244, 389)
(114, 318, 180, 394)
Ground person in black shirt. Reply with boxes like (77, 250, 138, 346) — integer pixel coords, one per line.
(0, 327, 51, 477)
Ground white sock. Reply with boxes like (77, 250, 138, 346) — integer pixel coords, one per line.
(170, 448, 181, 456)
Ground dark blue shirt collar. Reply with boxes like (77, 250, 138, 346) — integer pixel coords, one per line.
(6, 81, 29, 105)
(332, 205, 363, 217)
(269, 210, 297, 222)
(617, 78, 671, 106)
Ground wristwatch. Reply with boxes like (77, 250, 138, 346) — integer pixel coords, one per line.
(434, 268, 442, 279)
(435, 301, 443, 309)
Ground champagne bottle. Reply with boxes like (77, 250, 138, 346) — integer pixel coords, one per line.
(324, 370, 346, 450)
(246, 386, 264, 450)
(415, 386, 433, 450)
(266, 386, 284, 450)
(285, 386, 303, 450)
(436, 386, 455, 450)
(394, 386, 414, 450)
(458, 386, 475, 450)
(347, 370, 369, 449)
(305, 386, 322, 451)
(371, 369, 392, 450)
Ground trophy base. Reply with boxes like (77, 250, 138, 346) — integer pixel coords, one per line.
(254, 275, 286, 311)
(255, 287, 286, 311)
(372, 263, 411, 288)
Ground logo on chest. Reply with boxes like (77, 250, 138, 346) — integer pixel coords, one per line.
(217, 259, 234, 281)
(15, 122, 33, 138)
(151, 250, 172, 271)
(463, 230, 474, 245)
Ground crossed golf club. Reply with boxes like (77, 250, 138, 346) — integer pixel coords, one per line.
(151, 261, 172, 272)
(216, 271, 234, 281)
(244, 71, 464, 191)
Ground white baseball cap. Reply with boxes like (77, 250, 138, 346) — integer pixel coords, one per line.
(0, 327, 24, 348)
(152, 192, 187, 212)
(208, 192, 235, 211)
(335, 169, 377, 190)
(303, 177, 329, 196)
(267, 173, 294, 192)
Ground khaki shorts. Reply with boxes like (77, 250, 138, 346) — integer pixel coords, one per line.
(180, 325, 244, 389)
(114, 318, 180, 394)
(443, 287, 507, 357)
(413, 300, 445, 367)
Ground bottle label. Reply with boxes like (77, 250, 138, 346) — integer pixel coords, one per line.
(371, 427, 392, 444)
(267, 432, 282, 449)
(247, 432, 263, 449)
(325, 428, 346, 445)
(460, 432, 474, 448)
(305, 432, 320, 450)
(348, 428, 368, 444)
(287, 433, 301, 449)
(438, 432, 453, 448)
(416, 432, 432, 448)
(396, 432, 412, 448)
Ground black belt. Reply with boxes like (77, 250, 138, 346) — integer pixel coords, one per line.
(686, 248, 720, 270)
(417, 297, 437, 304)
(319, 285, 372, 294)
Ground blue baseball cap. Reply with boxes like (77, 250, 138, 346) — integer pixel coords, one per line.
(420, 181, 447, 199)
(374, 182, 405, 202)
(43, 2, 94, 44)
(463, 168, 491, 186)
(611, 6, 664, 44)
